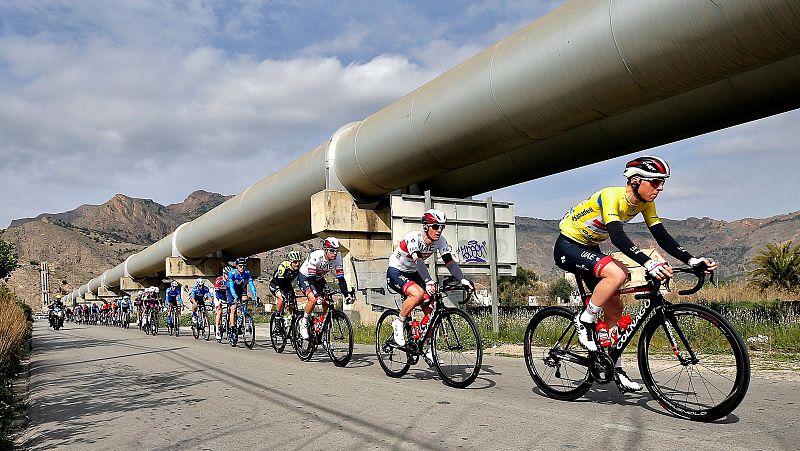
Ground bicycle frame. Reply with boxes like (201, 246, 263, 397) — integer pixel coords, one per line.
(396, 283, 471, 358)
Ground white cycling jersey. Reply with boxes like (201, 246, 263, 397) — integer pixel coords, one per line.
(300, 249, 344, 278)
(388, 231, 452, 273)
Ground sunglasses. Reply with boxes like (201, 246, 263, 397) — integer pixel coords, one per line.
(644, 178, 665, 188)
(429, 224, 445, 231)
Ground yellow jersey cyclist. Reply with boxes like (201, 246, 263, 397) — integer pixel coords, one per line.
(555, 155, 716, 392)
(270, 251, 303, 315)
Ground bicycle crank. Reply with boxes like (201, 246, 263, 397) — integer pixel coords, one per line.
(588, 352, 615, 384)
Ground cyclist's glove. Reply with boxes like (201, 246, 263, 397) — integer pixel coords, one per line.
(644, 260, 670, 278)
(688, 257, 713, 270)
(344, 295, 355, 305)
(425, 280, 437, 296)
(460, 278, 475, 292)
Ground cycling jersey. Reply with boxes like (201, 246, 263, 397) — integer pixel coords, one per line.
(227, 269, 257, 300)
(214, 276, 228, 298)
(559, 186, 661, 247)
(165, 287, 182, 305)
(271, 261, 299, 292)
(300, 250, 344, 280)
(190, 286, 211, 303)
(388, 231, 452, 273)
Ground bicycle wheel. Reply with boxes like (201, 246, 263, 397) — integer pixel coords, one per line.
(270, 312, 286, 353)
(524, 307, 592, 400)
(202, 312, 211, 341)
(192, 313, 200, 339)
(174, 311, 180, 337)
(294, 317, 315, 361)
(431, 308, 482, 388)
(151, 312, 159, 336)
(327, 310, 353, 367)
(375, 309, 411, 378)
(243, 313, 256, 349)
(638, 303, 750, 421)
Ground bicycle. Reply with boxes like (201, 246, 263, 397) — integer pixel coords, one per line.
(269, 292, 302, 353)
(293, 288, 354, 367)
(143, 304, 159, 336)
(120, 308, 131, 329)
(229, 295, 257, 349)
(191, 302, 212, 341)
(523, 265, 750, 421)
(166, 303, 182, 337)
(375, 278, 482, 388)
(215, 302, 229, 343)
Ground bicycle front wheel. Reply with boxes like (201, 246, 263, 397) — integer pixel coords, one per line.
(638, 303, 750, 422)
(293, 319, 315, 361)
(327, 310, 353, 367)
(174, 311, 180, 337)
(243, 313, 256, 349)
(432, 308, 482, 388)
(524, 307, 591, 400)
(270, 312, 287, 353)
(202, 312, 211, 341)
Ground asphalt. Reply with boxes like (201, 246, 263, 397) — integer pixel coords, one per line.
(20, 321, 800, 450)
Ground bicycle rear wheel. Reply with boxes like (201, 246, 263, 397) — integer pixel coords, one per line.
(202, 311, 211, 341)
(150, 311, 159, 336)
(375, 309, 411, 378)
(432, 308, 482, 388)
(174, 311, 180, 337)
(524, 307, 591, 400)
(327, 310, 353, 367)
(270, 312, 286, 353)
(192, 313, 201, 339)
(243, 312, 256, 349)
(293, 318, 316, 361)
(638, 303, 750, 421)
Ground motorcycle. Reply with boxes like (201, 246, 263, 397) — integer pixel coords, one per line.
(49, 306, 65, 330)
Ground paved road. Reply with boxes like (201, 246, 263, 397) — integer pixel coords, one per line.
(21, 321, 799, 450)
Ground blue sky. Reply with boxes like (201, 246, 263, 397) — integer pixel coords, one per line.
(1, 0, 797, 229)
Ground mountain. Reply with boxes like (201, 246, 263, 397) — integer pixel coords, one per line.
(3, 191, 799, 309)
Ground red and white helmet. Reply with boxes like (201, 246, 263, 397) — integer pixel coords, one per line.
(323, 236, 340, 250)
(623, 156, 670, 180)
(422, 208, 446, 225)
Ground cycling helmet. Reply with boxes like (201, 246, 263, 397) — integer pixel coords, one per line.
(323, 237, 340, 250)
(623, 156, 670, 180)
(422, 208, 446, 225)
(195, 278, 204, 287)
(235, 257, 247, 266)
(170, 281, 178, 288)
(288, 250, 303, 262)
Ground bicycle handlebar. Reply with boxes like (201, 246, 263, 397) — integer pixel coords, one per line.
(633, 263, 715, 299)
(438, 279, 474, 305)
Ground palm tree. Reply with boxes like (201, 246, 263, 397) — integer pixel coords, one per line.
(749, 241, 800, 290)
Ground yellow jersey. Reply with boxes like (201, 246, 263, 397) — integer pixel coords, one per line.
(559, 186, 661, 246)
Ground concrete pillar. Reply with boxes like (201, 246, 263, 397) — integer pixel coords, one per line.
(311, 190, 392, 324)
(165, 256, 260, 302)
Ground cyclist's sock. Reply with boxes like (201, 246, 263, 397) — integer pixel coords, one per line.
(398, 315, 406, 323)
(580, 300, 602, 323)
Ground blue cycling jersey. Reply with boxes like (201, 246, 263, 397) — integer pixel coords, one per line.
(165, 287, 183, 304)
(227, 269, 257, 300)
(190, 286, 211, 301)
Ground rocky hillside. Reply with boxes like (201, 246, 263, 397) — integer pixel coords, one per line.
(4, 190, 799, 308)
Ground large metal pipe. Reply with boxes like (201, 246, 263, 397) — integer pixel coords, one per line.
(75, 0, 800, 294)
(333, 0, 800, 199)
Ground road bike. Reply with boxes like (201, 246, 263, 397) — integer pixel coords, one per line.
(523, 265, 750, 421)
(269, 292, 303, 353)
(120, 307, 131, 329)
(215, 302, 229, 343)
(229, 295, 257, 349)
(166, 302, 183, 337)
(191, 302, 212, 341)
(143, 304, 160, 336)
(375, 278, 482, 388)
(293, 288, 354, 367)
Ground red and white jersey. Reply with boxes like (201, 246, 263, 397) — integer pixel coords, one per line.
(300, 249, 344, 279)
(388, 231, 452, 273)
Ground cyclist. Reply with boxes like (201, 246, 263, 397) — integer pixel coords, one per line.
(189, 278, 212, 327)
(101, 300, 112, 323)
(270, 251, 303, 316)
(555, 155, 716, 392)
(119, 295, 131, 326)
(387, 209, 475, 360)
(90, 302, 100, 324)
(111, 298, 119, 325)
(164, 281, 183, 329)
(297, 237, 354, 340)
(227, 257, 258, 343)
(213, 266, 231, 340)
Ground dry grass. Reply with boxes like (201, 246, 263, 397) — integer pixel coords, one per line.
(0, 296, 27, 372)
(667, 278, 798, 303)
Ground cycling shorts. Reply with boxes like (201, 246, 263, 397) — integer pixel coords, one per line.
(192, 296, 207, 305)
(297, 273, 327, 298)
(269, 282, 296, 301)
(386, 267, 426, 296)
(214, 292, 226, 308)
(553, 234, 615, 291)
(166, 298, 179, 307)
(120, 306, 129, 312)
(227, 288, 247, 306)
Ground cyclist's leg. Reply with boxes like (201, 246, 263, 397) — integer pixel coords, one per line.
(316, 280, 329, 317)
(297, 274, 317, 338)
(227, 290, 237, 330)
(275, 290, 285, 314)
(387, 268, 426, 346)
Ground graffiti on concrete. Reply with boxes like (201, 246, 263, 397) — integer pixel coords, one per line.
(459, 240, 488, 263)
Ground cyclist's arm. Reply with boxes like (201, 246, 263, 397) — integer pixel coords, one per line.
(648, 223, 693, 264)
(413, 251, 433, 282)
(442, 253, 465, 280)
(228, 278, 238, 300)
(607, 221, 651, 266)
(335, 274, 349, 295)
(247, 278, 257, 300)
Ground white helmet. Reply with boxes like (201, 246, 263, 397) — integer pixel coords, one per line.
(195, 278, 204, 287)
(323, 236, 340, 250)
(422, 208, 446, 225)
(170, 281, 178, 288)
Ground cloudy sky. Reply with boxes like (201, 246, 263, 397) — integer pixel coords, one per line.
(1, 0, 798, 229)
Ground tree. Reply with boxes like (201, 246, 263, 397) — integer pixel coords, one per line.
(0, 236, 19, 280)
(548, 277, 575, 304)
(750, 241, 800, 290)
(497, 266, 541, 306)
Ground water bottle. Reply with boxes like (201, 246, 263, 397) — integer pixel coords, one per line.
(609, 315, 633, 345)
(420, 314, 430, 335)
(314, 317, 323, 333)
(595, 322, 612, 348)
(411, 319, 421, 340)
